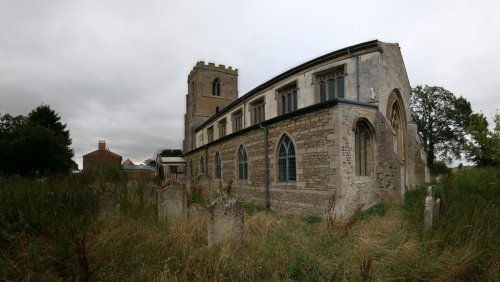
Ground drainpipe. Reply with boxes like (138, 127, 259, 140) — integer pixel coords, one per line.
(259, 123, 270, 209)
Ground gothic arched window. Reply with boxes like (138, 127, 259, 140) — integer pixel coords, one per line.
(355, 120, 374, 177)
(212, 78, 221, 96)
(278, 135, 296, 182)
(238, 145, 248, 180)
(215, 152, 221, 179)
(390, 102, 404, 159)
(200, 156, 206, 174)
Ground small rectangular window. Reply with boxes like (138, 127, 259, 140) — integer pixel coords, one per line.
(316, 65, 345, 102)
(232, 110, 243, 132)
(337, 76, 344, 98)
(207, 126, 214, 142)
(328, 79, 335, 100)
(218, 119, 226, 138)
(251, 99, 265, 125)
(278, 84, 298, 115)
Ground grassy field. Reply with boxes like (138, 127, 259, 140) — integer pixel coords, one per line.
(0, 167, 498, 281)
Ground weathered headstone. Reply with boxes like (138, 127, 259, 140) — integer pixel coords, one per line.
(207, 195, 244, 246)
(424, 186, 434, 231)
(98, 191, 120, 216)
(434, 198, 441, 220)
(158, 184, 187, 223)
(187, 203, 205, 219)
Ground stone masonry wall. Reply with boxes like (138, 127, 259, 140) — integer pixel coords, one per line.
(185, 103, 406, 219)
(336, 104, 381, 218)
(374, 111, 403, 203)
(185, 106, 337, 215)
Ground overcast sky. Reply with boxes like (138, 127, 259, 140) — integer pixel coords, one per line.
(1, 0, 499, 168)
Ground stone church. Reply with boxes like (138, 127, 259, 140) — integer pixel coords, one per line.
(181, 40, 429, 219)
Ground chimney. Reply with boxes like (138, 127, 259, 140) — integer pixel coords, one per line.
(98, 140, 106, 150)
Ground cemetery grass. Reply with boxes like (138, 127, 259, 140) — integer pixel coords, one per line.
(0, 167, 498, 281)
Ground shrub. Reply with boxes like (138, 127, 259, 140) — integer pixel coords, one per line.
(430, 160, 451, 175)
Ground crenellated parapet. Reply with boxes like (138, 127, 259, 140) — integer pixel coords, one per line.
(188, 61, 238, 82)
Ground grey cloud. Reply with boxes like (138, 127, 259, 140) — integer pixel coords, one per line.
(1, 0, 499, 168)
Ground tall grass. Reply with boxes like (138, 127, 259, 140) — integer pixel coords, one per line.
(404, 167, 499, 280)
(1, 167, 498, 281)
(0, 174, 98, 280)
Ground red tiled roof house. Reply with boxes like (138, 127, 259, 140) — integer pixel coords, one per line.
(82, 140, 122, 172)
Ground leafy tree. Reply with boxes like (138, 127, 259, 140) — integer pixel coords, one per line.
(159, 149, 183, 157)
(0, 105, 74, 175)
(464, 113, 500, 166)
(411, 85, 473, 165)
(144, 158, 156, 166)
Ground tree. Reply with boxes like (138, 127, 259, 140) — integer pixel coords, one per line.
(159, 149, 183, 157)
(411, 85, 473, 165)
(0, 105, 74, 175)
(144, 158, 156, 166)
(464, 113, 500, 166)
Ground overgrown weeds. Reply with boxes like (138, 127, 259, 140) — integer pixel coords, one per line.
(0, 167, 498, 281)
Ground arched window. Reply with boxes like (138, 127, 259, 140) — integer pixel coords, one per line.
(238, 145, 248, 180)
(212, 78, 221, 96)
(278, 135, 296, 182)
(200, 156, 206, 174)
(355, 120, 374, 177)
(190, 159, 194, 177)
(390, 102, 404, 159)
(215, 152, 221, 179)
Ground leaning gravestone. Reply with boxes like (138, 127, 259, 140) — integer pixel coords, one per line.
(207, 194, 244, 246)
(158, 184, 187, 223)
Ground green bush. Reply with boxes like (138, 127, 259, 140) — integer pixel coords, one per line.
(430, 160, 451, 175)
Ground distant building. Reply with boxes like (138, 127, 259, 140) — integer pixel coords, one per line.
(122, 158, 155, 179)
(82, 140, 122, 172)
(156, 155, 186, 181)
(122, 158, 135, 166)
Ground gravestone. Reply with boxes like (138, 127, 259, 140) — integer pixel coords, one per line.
(158, 184, 187, 223)
(424, 186, 442, 231)
(207, 195, 244, 246)
(434, 198, 441, 220)
(424, 186, 434, 230)
(98, 191, 120, 216)
(187, 203, 205, 219)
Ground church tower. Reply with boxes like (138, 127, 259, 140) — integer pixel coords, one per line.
(183, 62, 238, 152)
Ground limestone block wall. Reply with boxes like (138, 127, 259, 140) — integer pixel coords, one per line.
(408, 123, 429, 187)
(377, 43, 412, 123)
(185, 102, 408, 219)
(374, 111, 403, 203)
(336, 104, 381, 218)
(185, 106, 338, 215)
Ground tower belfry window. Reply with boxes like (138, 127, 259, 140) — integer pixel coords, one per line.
(212, 78, 221, 96)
